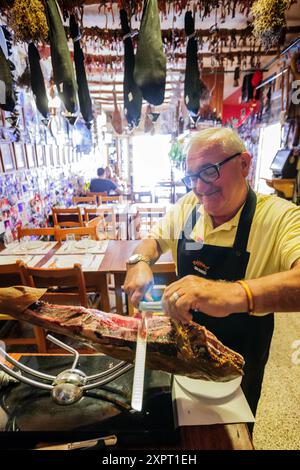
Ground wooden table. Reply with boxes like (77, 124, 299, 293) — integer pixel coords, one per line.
(102, 240, 176, 314)
(3, 353, 253, 450)
(0, 240, 175, 315)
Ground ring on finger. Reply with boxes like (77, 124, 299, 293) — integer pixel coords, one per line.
(171, 291, 180, 303)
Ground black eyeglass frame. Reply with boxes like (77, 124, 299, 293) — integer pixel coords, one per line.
(182, 152, 242, 187)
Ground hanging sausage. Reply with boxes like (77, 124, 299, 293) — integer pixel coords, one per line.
(184, 11, 208, 117)
(134, 0, 166, 106)
(44, 0, 78, 114)
(69, 14, 93, 127)
(28, 42, 49, 119)
(120, 9, 142, 129)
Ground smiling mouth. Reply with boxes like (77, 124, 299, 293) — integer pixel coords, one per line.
(199, 189, 220, 197)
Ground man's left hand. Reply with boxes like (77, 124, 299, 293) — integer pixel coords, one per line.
(162, 275, 247, 322)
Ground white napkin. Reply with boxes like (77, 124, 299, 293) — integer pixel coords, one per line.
(0, 255, 44, 267)
(55, 240, 109, 255)
(1, 241, 57, 255)
(173, 379, 255, 426)
(43, 254, 104, 271)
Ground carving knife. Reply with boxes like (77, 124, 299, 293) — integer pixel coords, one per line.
(131, 300, 163, 411)
(131, 308, 148, 412)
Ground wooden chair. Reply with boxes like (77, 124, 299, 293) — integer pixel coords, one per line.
(18, 261, 88, 308)
(101, 195, 122, 204)
(0, 263, 46, 352)
(72, 195, 97, 205)
(17, 226, 56, 240)
(134, 206, 166, 239)
(85, 208, 119, 240)
(86, 191, 107, 204)
(52, 207, 84, 228)
(18, 261, 89, 352)
(132, 191, 153, 203)
(55, 225, 98, 242)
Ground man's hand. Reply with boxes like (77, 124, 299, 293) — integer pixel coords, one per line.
(162, 275, 248, 322)
(124, 263, 154, 307)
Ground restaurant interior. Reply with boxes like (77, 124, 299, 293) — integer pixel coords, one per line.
(0, 0, 299, 452)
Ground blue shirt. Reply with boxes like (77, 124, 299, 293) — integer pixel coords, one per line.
(89, 178, 117, 194)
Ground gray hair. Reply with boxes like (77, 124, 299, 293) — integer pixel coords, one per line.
(187, 127, 247, 155)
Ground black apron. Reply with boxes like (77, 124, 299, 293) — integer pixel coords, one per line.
(177, 188, 274, 416)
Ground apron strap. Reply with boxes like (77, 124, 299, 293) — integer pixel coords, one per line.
(184, 205, 200, 240)
(233, 187, 257, 254)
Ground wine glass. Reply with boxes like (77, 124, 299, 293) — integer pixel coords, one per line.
(80, 235, 91, 250)
(3, 231, 14, 249)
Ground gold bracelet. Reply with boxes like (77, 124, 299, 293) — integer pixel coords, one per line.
(236, 280, 254, 315)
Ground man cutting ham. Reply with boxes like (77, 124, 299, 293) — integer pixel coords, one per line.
(124, 127, 300, 418)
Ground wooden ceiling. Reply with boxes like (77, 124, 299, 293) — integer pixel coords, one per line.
(71, 0, 300, 111)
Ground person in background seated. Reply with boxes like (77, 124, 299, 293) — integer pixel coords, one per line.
(89, 167, 121, 195)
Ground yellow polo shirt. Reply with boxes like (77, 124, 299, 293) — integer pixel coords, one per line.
(149, 191, 300, 314)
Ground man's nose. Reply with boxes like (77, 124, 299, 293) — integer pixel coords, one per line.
(194, 177, 212, 194)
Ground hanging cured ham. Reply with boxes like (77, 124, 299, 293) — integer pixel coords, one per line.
(0, 287, 245, 382)
(184, 11, 208, 117)
(69, 14, 93, 126)
(28, 43, 49, 119)
(134, 0, 166, 106)
(44, 0, 78, 113)
(120, 9, 142, 129)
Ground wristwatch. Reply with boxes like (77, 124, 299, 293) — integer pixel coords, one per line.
(127, 254, 151, 266)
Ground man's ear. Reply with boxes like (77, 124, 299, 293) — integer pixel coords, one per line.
(240, 152, 252, 176)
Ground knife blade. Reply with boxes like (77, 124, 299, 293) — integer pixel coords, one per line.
(131, 310, 148, 412)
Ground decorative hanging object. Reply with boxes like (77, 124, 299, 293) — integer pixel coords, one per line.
(44, 0, 78, 114)
(28, 42, 50, 119)
(120, 8, 142, 129)
(233, 66, 240, 87)
(0, 26, 16, 112)
(134, 0, 166, 106)
(111, 84, 123, 135)
(184, 10, 209, 117)
(69, 14, 93, 127)
(251, 0, 295, 50)
(7, 0, 49, 43)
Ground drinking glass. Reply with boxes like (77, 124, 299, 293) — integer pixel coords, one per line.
(66, 234, 75, 242)
(81, 235, 91, 250)
(3, 231, 14, 248)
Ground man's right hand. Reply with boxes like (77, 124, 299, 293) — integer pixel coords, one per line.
(124, 263, 154, 307)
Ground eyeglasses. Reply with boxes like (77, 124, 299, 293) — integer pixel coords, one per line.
(182, 152, 241, 188)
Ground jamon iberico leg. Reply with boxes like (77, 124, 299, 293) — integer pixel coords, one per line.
(11, 301, 245, 382)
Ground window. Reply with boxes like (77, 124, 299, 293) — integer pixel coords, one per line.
(255, 123, 281, 194)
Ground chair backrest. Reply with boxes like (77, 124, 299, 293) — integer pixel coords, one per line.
(52, 207, 84, 228)
(18, 261, 88, 308)
(132, 191, 153, 203)
(86, 208, 118, 239)
(134, 207, 166, 239)
(0, 262, 47, 352)
(72, 195, 97, 205)
(83, 208, 99, 223)
(101, 195, 122, 204)
(0, 262, 22, 286)
(17, 226, 56, 240)
(55, 225, 98, 242)
(86, 191, 107, 204)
